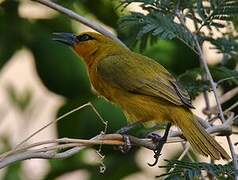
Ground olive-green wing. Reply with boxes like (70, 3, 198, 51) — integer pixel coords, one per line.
(97, 53, 193, 108)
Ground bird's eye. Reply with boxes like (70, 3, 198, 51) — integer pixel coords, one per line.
(77, 34, 94, 42)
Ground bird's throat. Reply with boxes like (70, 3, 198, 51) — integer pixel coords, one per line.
(74, 46, 98, 67)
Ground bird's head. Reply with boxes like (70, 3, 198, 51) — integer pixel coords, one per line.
(53, 32, 119, 64)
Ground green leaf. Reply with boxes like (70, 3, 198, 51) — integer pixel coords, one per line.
(178, 68, 210, 99)
(210, 66, 238, 85)
(0, 1, 23, 69)
(158, 160, 235, 179)
(120, 12, 197, 52)
(143, 39, 199, 75)
(197, 0, 207, 20)
(207, 37, 238, 55)
(30, 33, 92, 99)
(178, 66, 238, 99)
(3, 162, 22, 180)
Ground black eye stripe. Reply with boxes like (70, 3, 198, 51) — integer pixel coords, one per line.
(77, 34, 94, 42)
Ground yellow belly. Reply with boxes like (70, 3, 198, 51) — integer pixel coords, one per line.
(114, 91, 173, 123)
(89, 67, 177, 126)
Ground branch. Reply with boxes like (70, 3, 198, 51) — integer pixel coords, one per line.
(205, 87, 238, 115)
(194, 38, 238, 177)
(14, 102, 107, 150)
(0, 119, 233, 169)
(175, 6, 238, 178)
(32, 0, 128, 49)
(0, 134, 174, 169)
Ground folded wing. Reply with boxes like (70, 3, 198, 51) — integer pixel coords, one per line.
(97, 53, 193, 108)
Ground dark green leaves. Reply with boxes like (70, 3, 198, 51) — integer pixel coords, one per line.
(208, 37, 238, 55)
(178, 66, 238, 99)
(0, 1, 23, 68)
(31, 34, 92, 99)
(178, 68, 210, 99)
(119, 0, 238, 55)
(212, 1, 238, 20)
(158, 160, 236, 179)
(120, 12, 197, 52)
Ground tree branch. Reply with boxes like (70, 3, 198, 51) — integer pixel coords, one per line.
(205, 87, 238, 115)
(194, 38, 238, 177)
(175, 6, 238, 178)
(0, 119, 233, 169)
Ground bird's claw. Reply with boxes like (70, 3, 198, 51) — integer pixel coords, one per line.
(116, 123, 139, 134)
(119, 135, 132, 153)
(148, 149, 161, 167)
(115, 123, 139, 153)
(147, 133, 164, 167)
(116, 126, 131, 135)
(147, 133, 162, 143)
(147, 123, 172, 167)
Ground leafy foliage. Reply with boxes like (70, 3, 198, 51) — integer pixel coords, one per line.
(178, 66, 238, 99)
(207, 37, 238, 55)
(120, 11, 197, 52)
(203, 0, 238, 23)
(119, 0, 238, 110)
(178, 68, 210, 99)
(158, 160, 236, 179)
(119, 0, 238, 55)
(0, 1, 23, 68)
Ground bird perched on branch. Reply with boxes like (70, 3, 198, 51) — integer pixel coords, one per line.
(53, 32, 230, 162)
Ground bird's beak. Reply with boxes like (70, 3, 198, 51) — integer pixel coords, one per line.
(52, 32, 78, 46)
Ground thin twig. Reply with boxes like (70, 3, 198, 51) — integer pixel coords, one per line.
(194, 38, 238, 175)
(220, 87, 238, 105)
(14, 102, 106, 150)
(216, 76, 238, 86)
(166, 143, 191, 178)
(0, 133, 179, 169)
(225, 101, 238, 114)
(87, 102, 108, 134)
(178, 144, 190, 161)
(175, 6, 238, 177)
(207, 87, 238, 115)
(32, 0, 128, 49)
(0, 122, 232, 170)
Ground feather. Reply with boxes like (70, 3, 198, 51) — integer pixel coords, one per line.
(97, 52, 193, 108)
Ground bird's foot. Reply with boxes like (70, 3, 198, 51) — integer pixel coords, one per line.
(147, 123, 172, 167)
(115, 123, 139, 153)
(147, 133, 162, 143)
(118, 135, 132, 153)
(116, 122, 140, 134)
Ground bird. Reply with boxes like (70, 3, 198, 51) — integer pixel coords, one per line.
(53, 31, 230, 161)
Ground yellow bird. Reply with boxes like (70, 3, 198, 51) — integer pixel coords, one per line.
(53, 32, 230, 161)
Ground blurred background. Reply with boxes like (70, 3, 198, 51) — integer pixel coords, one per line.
(0, 0, 237, 180)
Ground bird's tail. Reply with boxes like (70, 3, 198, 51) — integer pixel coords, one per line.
(173, 108, 230, 160)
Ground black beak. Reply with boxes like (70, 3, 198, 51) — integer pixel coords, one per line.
(52, 32, 78, 46)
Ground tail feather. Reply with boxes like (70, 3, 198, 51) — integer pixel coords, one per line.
(173, 108, 230, 160)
